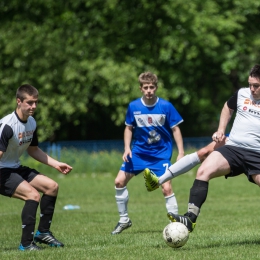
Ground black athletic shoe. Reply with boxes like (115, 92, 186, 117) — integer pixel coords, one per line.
(167, 212, 196, 232)
(111, 219, 132, 235)
(19, 241, 42, 251)
(34, 230, 64, 247)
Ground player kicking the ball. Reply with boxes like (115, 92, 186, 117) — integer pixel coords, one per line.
(146, 64, 260, 232)
(111, 71, 185, 234)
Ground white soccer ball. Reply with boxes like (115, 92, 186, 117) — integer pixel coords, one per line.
(162, 222, 189, 248)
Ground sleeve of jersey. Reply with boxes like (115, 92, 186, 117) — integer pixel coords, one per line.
(0, 124, 14, 152)
(168, 104, 184, 128)
(227, 90, 238, 111)
(30, 127, 39, 146)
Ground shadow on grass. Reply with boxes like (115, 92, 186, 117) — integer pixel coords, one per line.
(151, 238, 260, 251)
(130, 229, 163, 234)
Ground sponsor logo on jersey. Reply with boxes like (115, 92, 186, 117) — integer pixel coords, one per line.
(137, 118, 145, 125)
(248, 108, 260, 116)
(243, 106, 247, 111)
(147, 130, 161, 144)
(244, 98, 260, 107)
(133, 111, 141, 114)
(18, 130, 34, 146)
(134, 114, 166, 127)
(244, 98, 251, 104)
(159, 115, 165, 124)
(19, 138, 33, 146)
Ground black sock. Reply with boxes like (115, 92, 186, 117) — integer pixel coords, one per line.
(189, 179, 209, 208)
(185, 179, 208, 222)
(21, 200, 39, 247)
(37, 194, 57, 233)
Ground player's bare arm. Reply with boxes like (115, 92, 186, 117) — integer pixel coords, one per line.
(122, 125, 133, 162)
(27, 146, 72, 174)
(212, 102, 234, 142)
(172, 126, 184, 161)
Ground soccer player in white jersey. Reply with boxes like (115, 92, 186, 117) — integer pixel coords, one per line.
(0, 84, 73, 251)
(162, 64, 260, 233)
(111, 72, 185, 234)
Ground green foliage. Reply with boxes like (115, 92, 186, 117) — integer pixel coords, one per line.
(0, 0, 260, 140)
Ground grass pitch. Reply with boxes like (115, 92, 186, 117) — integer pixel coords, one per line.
(1, 160, 260, 259)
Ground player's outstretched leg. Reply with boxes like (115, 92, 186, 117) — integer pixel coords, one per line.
(143, 168, 159, 191)
(167, 212, 196, 233)
(34, 230, 64, 247)
(111, 219, 132, 235)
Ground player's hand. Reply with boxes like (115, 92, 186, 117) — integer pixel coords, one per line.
(212, 131, 225, 142)
(176, 152, 185, 161)
(55, 163, 73, 175)
(122, 148, 132, 162)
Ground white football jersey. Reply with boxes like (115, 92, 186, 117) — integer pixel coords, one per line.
(227, 88, 260, 152)
(0, 111, 38, 168)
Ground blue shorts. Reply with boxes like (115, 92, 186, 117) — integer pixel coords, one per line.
(120, 154, 171, 177)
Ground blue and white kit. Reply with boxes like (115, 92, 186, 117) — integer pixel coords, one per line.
(120, 97, 183, 176)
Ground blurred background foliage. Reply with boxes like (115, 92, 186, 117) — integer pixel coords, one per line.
(0, 0, 259, 141)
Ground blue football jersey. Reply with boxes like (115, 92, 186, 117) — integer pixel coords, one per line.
(125, 97, 183, 160)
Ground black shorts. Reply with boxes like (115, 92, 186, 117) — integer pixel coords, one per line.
(215, 145, 260, 184)
(0, 165, 39, 197)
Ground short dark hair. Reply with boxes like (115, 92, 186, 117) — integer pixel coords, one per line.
(249, 64, 260, 79)
(16, 84, 38, 102)
(138, 72, 158, 86)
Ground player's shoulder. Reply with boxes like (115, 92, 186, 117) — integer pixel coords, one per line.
(128, 97, 142, 108)
(0, 114, 14, 137)
(238, 87, 250, 95)
(28, 115, 36, 123)
(0, 112, 15, 125)
(129, 97, 142, 104)
(27, 116, 37, 130)
(157, 97, 171, 104)
(157, 97, 175, 109)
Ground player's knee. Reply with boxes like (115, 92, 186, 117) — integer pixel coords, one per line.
(161, 182, 172, 196)
(47, 180, 59, 195)
(252, 174, 260, 186)
(196, 166, 213, 182)
(196, 166, 207, 179)
(114, 178, 125, 188)
(28, 190, 41, 201)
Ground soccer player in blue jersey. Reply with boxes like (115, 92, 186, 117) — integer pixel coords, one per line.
(164, 64, 260, 233)
(111, 71, 185, 234)
(0, 84, 73, 251)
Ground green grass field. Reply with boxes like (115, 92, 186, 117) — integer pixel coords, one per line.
(1, 151, 260, 260)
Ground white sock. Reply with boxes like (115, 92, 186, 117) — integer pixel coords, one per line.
(159, 152, 201, 185)
(115, 186, 129, 223)
(165, 193, 178, 214)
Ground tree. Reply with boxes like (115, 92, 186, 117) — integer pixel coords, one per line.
(0, 0, 259, 141)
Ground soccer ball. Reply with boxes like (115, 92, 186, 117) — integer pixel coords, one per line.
(162, 222, 189, 248)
